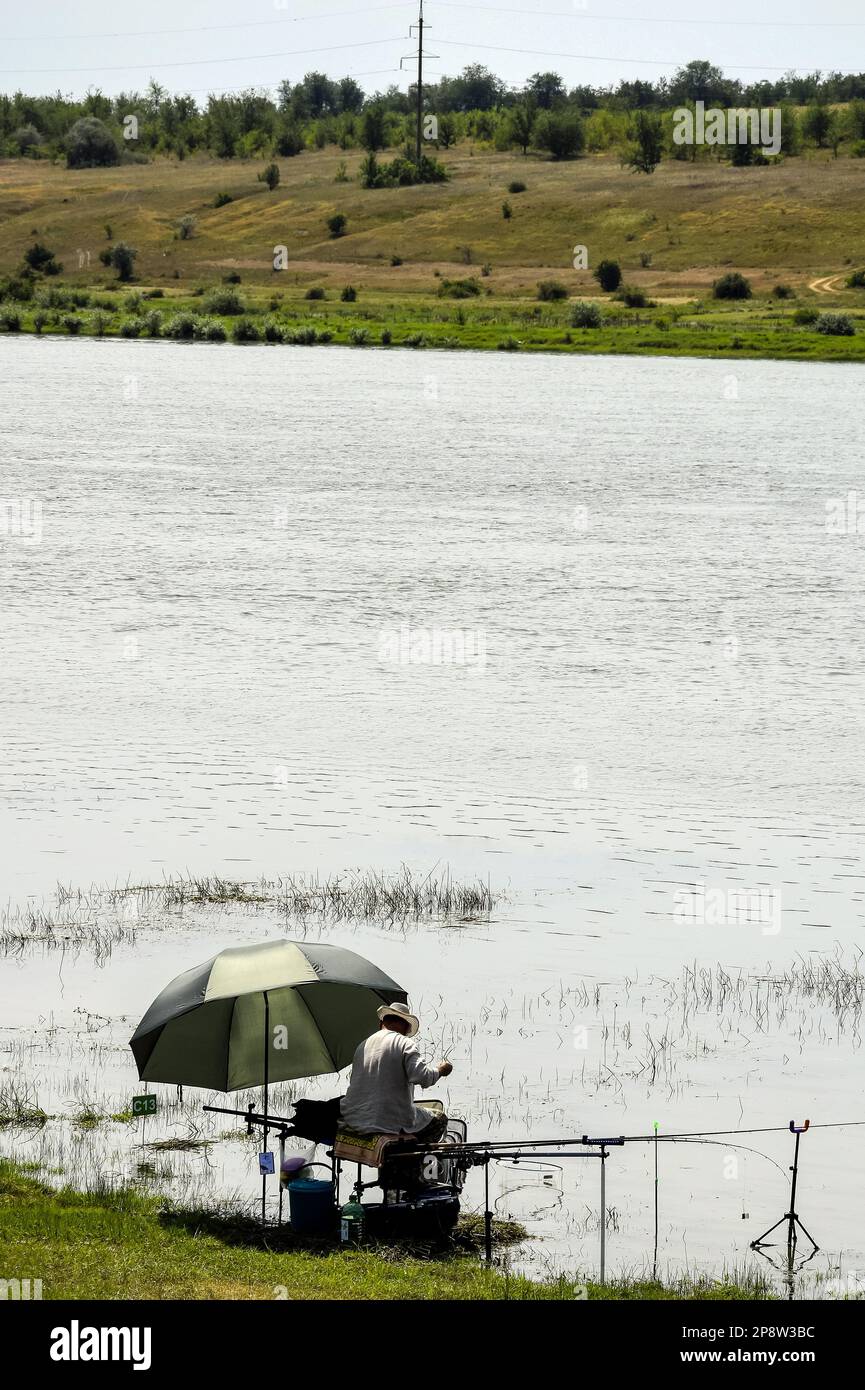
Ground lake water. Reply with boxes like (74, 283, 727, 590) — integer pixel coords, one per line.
(2, 337, 864, 1294)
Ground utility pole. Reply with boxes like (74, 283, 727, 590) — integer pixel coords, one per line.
(402, 2, 436, 167)
(415, 0, 424, 166)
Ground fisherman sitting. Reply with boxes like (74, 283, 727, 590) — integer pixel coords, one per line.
(339, 1002, 452, 1144)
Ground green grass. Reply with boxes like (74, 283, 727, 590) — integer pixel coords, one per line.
(0, 1161, 774, 1300)
(4, 286, 865, 361)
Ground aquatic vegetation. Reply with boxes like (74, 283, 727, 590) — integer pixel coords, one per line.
(0, 868, 499, 955)
(0, 1081, 49, 1129)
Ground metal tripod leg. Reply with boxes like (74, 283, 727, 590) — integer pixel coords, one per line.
(751, 1127, 818, 1255)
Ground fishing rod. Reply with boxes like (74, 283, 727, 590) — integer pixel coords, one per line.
(203, 1101, 865, 1148)
(415, 1118, 865, 1152)
(200, 1101, 854, 1282)
(203, 1102, 296, 1129)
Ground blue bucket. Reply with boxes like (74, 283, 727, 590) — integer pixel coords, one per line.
(288, 1178, 334, 1235)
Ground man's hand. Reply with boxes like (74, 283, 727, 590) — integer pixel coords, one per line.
(438, 1060, 453, 1077)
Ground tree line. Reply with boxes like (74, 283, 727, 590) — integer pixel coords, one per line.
(3, 60, 865, 166)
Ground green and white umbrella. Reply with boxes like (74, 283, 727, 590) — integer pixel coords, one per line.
(129, 938, 407, 1091)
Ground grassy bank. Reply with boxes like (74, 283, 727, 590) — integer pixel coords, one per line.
(4, 283, 865, 362)
(2, 146, 865, 362)
(0, 1162, 773, 1300)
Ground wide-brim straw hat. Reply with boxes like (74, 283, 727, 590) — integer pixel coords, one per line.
(376, 1001, 419, 1037)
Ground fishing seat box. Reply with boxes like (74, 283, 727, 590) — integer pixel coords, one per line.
(333, 1130, 403, 1168)
(362, 1190, 460, 1241)
(333, 1101, 445, 1167)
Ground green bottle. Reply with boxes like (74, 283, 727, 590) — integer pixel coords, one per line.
(340, 1197, 365, 1246)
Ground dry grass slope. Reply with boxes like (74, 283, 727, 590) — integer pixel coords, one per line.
(2, 144, 865, 297)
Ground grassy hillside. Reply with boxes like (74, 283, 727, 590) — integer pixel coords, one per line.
(3, 145, 865, 360)
(2, 144, 865, 292)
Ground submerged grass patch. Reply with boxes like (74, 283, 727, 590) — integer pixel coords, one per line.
(0, 867, 500, 955)
(0, 1081, 49, 1130)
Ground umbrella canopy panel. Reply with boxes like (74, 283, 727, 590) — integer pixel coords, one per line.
(130, 939, 408, 1090)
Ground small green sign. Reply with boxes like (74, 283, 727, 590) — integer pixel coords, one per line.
(133, 1094, 157, 1117)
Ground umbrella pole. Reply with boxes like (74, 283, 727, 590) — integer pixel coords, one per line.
(262, 990, 270, 1227)
(278, 1130, 285, 1226)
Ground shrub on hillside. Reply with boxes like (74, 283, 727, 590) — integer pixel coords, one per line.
(305, 287, 326, 300)
(570, 301, 602, 328)
(593, 260, 622, 293)
(625, 109, 664, 174)
(100, 242, 137, 282)
(815, 313, 855, 336)
(2, 275, 35, 302)
(12, 124, 41, 155)
(340, 284, 357, 302)
(360, 152, 447, 189)
(288, 326, 331, 345)
(617, 286, 651, 308)
(713, 272, 752, 300)
(203, 288, 246, 315)
(231, 317, 261, 342)
(437, 278, 481, 299)
(165, 312, 198, 340)
(274, 121, 304, 157)
(537, 280, 568, 301)
(508, 180, 527, 193)
(24, 242, 62, 275)
(66, 117, 119, 168)
(534, 110, 584, 160)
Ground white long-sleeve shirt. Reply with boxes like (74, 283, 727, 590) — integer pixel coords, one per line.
(340, 1028, 440, 1134)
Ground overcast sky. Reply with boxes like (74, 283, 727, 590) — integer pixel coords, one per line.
(2, 0, 864, 99)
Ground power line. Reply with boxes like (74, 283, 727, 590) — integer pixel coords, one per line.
(0, 6, 415, 44)
(433, 37, 822, 73)
(0, 39, 405, 77)
(182, 69, 402, 98)
(5, 0, 862, 43)
(430, 1, 865, 31)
